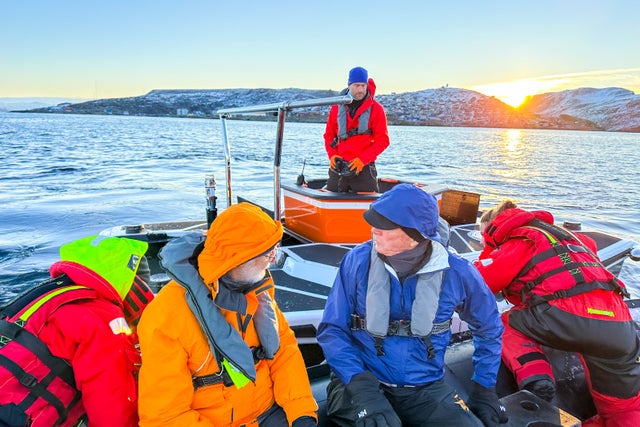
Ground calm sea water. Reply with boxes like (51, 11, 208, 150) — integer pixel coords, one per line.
(1, 112, 639, 302)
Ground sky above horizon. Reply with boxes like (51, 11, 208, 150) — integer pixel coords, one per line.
(2, 0, 639, 107)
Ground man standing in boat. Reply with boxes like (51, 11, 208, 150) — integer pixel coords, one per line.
(136, 203, 318, 427)
(324, 66, 389, 193)
(317, 184, 508, 427)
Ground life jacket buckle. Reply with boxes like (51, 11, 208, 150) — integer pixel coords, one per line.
(350, 314, 366, 330)
(19, 372, 38, 388)
(251, 346, 270, 362)
(0, 335, 11, 348)
(553, 289, 568, 299)
(192, 369, 234, 390)
(0, 320, 20, 340)
(387, 320, 412, 337)
(426, 345, 435, 359)
(374, 337, 385, 356)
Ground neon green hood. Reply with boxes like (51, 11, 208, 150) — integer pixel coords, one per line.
(59, 235, 149, 300)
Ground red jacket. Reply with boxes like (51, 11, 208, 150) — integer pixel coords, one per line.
(475, 208, 630, 321)
(323, 78, 389, 165)
(34, 261, 140, 426)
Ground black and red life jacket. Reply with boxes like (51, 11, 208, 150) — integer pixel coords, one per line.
(483, 208, 627, 307)
(0, 275, 93, 427)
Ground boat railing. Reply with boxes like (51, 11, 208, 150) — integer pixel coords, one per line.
(216, 95, 352, 219)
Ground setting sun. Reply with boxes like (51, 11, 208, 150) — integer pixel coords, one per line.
(472, 78, 568, 108)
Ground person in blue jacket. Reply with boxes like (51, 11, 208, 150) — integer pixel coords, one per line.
(317, 184, 507, 427)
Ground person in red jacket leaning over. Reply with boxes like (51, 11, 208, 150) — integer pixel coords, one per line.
(323, 66, 389, 193)
(475, 200, 640, 427)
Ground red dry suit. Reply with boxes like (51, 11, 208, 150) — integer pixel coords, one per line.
(0, 261, 141, 427)
(475, 208, 640, 426)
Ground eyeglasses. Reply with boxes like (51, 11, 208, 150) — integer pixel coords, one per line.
(257, 244, 280, 260)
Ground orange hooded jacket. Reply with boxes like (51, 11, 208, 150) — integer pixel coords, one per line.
(137, 203, 317, 426)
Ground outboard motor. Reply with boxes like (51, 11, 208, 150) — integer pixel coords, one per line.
(205, 174, 217, 228)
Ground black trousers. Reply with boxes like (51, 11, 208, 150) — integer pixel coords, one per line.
(326, 163, 379, 193)
(509, 303, 640, 399)
(325, 374, 482, 427)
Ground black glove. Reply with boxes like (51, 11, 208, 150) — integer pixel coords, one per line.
(292, 416, 317, 427)
(346, 371, 402, 427)
(467, 382, 508, 426)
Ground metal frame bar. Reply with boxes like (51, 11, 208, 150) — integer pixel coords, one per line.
(217, 95, 352, 219)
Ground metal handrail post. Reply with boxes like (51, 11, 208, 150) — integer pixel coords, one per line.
(219, 116, 233, 207)
(274, 108, 286, 221)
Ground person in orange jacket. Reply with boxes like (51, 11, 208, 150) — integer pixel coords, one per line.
(475, 200, 640, 427)
(0, 235, 153, 427)
(137, 202, 318, 427)
(323, 66, 389, 193)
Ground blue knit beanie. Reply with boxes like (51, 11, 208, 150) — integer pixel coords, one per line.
(348, 67, 368, 85)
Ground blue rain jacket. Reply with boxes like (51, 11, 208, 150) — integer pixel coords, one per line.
(317, 240, 503, 388)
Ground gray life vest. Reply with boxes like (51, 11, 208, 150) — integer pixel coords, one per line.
(351, 243, 451, 357)
(158, 231, 280, 387)
(336, 104, 373, 143)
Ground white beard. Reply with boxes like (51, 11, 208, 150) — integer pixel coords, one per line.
(227, 258, 268, 285)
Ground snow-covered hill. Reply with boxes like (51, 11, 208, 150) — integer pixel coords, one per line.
(12, 87, 639, 132)
(520, 87, 640, 132)
(0, 97, 86, 112)
(376, 87, 595, 130)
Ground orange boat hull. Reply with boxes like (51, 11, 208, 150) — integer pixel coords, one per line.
(281, 181, 474, 244)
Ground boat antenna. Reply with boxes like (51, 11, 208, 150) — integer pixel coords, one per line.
(295, 159, 307, 186)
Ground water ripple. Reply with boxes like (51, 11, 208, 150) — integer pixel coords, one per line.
(0, 113, 638, 301)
